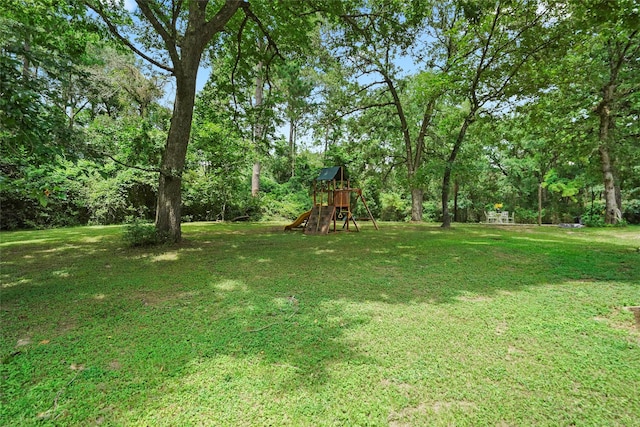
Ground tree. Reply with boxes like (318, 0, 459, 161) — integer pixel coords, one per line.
(1, 0, 97, 166)
(520, 0, 640, 225)
(437, 0, 567, 227)
(573, 1, 639, 224)
(323, 0, 438, 221)
(320, 0, 565, 225)
(1, 0, 105, 227)
(201, 34, 276, 200)
(87, 0, 334, 240)
(278, 60, 315, 178)
(184, 108, 252, 221)
(476, 107, 585, 225)
(86, 0, 252, 242)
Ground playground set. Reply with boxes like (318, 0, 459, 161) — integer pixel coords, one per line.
(284, 166, 378, 234)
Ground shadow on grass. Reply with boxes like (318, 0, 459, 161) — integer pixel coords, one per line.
(1, 223, 639, 423)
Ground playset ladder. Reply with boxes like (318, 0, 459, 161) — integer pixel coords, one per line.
(305, 205, 336, 235)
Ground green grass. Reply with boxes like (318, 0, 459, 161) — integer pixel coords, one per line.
(1, 222, 639, 426)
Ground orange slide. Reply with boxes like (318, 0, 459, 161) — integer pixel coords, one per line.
(284, 209, 312, 231)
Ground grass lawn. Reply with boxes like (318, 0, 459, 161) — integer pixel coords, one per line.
(1, 222, 639, 426)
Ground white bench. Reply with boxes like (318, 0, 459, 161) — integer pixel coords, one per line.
(485, 211, 499, 223)
(485, 211, 515, 224)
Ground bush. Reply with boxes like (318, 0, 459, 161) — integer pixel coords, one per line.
(0, 161, 90, 230)
(261, 191, 309, 221)
(84, 170, 156, 225)
(423, 201, 440, 222)
(379, 192, 410, 221)
(623, 199, 640, 224)
(582, 202, 605, 227)
(123, 218, 165, 247)
(514, 208, 541, 224)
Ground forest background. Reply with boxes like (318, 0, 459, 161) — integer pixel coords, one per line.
(1, 0, 639, 235)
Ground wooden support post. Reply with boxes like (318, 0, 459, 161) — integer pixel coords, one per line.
(333, 207, 336, 232)
(346, 207, 350, 231)
(359, 193, 379, 230)
(351, 213, 359, 231)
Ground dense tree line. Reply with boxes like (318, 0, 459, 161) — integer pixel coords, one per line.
(2, 0, 639, 233)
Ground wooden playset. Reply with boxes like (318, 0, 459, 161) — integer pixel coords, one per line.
(284, 166, 378, 234)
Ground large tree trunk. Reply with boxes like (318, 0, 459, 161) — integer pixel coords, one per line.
(384, 74, 432, 224)
(155, 65, 198, 242)
(411, 188, 423, 221)
(592, 32, 639, 225)
(599, 144, 621, 224)
(251, 162, 261, 197)
(597, 83, 622, 225)
(615, 183, 622, 214)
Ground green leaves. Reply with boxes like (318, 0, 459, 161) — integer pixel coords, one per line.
(542, 169, 581, 201)
(0, 0, 102, 167)
(413, 71, 450, 101)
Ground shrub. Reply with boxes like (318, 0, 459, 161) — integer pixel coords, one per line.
(123, 218, 165, 247)
(623, 199, 640, 224)
(423, 201, 440, 222)
(84, 171, 156, 225)
(261, 191, 309, 221)
(582, 202, 605, 227)
(379, 192, 410, 221)
(514, 208, 541, 224)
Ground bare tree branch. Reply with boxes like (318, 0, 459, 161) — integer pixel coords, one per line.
(202, 0, 243, 45)
(170, 0, 183, 39)
(382, 157, 406, 183)
(239, 2, 284, 61)
(336, 101, 396, 118)
(102, 152, 164, 176)
(231, 14, 249, 123)
(415, 97, 439, 167)
(356, 80, 387, 94)
(136, 0, 180, 68)
(85, 2, 174, 73)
